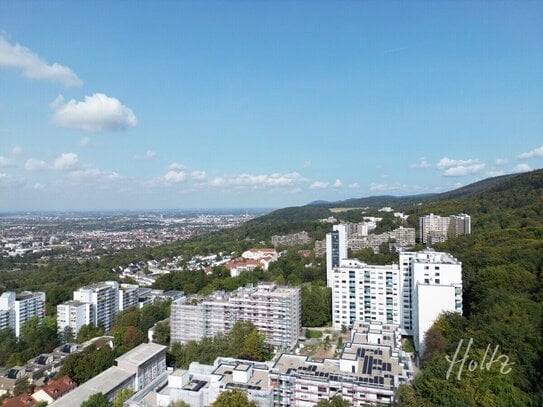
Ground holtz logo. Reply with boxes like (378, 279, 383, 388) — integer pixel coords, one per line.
(445, 338, 515, 380)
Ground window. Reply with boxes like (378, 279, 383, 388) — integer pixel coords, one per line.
(424, 279, 430, 284)
(435, 279, 440, 284)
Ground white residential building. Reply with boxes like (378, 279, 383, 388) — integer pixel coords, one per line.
(50, 343, 167, 407)
(171, 283, 301, 350)
(125, 322, 412, 407)
(419, 213, 471, 244)
(332, 260, 400, 330)
(419, 213, 451, 244)
(330, 230, 462, 353)
(0, 291, 46, 337)
(58, 281, 137, 335)
(326, 224, 348, 287)
(399, 251, 463, 353)
(119, 284, 140, 311)
(56, 300, 92, 336)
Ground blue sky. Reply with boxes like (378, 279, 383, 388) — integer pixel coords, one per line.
(0, 1, 542, 210)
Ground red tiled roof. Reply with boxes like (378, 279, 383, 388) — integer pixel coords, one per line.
(2, 394, 36, 407)
(36, 376, 77, 400)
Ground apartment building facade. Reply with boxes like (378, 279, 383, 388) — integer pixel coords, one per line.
(419, 213, 471, 244)
(0, 291, 46, 337)
(57, 281, 140, 336)
(328, 228, 462, 353)
(171, 283, 301, 350)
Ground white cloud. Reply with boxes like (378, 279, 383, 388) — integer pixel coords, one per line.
(494, 158, 507, 166)
(164, 170, 187, 184)
(24, 158, 49, 172)
(348, 182, 360, 189)
(517, 145, 543, 159)
(134, 150, 157, 161)
(66, 167, 123, 184)
(11, 146, 23, 155)
(436, 157, 485, 177)
(485, 170, 506, 177)
(369, 182, 409, 192)
(309, 179, 343, 190)
(33, 183, 45, 190)
(0, 156, 16, 168)
(190, 170, 206, 180)
(53, 153, 78, 170)
(309, 181, 329, 190)
(303, 160, 312, 168)
(51, 93, 137, 132)
(0, 172, 24, 188)
(167, 163, 186, 171)
(409, 157, 431, 169)
(512, 163, 532, 173)
(210, 172, 305, 189)
(0, 36, 82, 87)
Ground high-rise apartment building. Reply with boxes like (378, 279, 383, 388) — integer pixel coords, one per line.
(0, 291, 46, 337)
(448, 214, 471, 238)
(419, 213, 471, 244)
(326, 224, 347, 287)
(57, 281, 139, 336)
(56, 300, 92, 336)
(171, 283, 301, 350)
(329, 230, 462, 353)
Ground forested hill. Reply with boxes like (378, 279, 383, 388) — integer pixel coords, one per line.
(396, 169, 543, 406)
(253, 170, 534, 224)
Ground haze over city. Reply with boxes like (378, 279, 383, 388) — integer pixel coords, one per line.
(1, 1, 542, 210)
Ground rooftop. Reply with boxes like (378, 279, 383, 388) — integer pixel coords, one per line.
(115, 343, 166, 366)
(50, 366, 133, 407)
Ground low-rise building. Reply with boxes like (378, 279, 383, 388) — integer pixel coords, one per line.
(31, 376, 77, 404)
(50, 343, 167, 406)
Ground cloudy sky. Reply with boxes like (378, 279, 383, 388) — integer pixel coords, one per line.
(0, 2, 542, 210)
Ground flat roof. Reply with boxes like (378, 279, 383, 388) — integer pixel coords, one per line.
(115, 343, 166, 366)
(50, 366, 133, 407)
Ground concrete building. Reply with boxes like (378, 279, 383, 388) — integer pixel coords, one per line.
(346, 227, 415, 254)
(72, 281, 119, 332)
(330, 229, 462, 353)
(125, 358, 274, 407)
(331, 260, 400, 329)
(119, 284, 140, 312)
(0, 291, 45, 337)
(57, 281, 141, 336)
(50, 343, 167, 407)
(171, 283, 301, 350)
(326, 224, 348, 287)
(56, 300, 92, 337)
(314, 240, 326, 258)
(270, 322, 413, 406)
(448, 214, 471, 238)
(399, 251, 463, 353)
(419, 213, 471, 244)
(271, 232, 311, 247)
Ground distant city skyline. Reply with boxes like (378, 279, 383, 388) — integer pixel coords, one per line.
(0, 2, 542, 210)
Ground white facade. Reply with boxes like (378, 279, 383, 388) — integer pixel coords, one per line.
(332, 260, 400, 330)
(56, 300, 92, 336)
(330, 230, 462, 353)
(0, 291, 46, 337)
(171, 283, 301, 350)
(119, 284, 139, 311)
(69, 281, 120, 332)
(419, 213, 471, 244)
(400, 251, 463, 353)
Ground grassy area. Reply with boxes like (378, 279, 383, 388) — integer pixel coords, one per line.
(305, 329, 323, 339)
